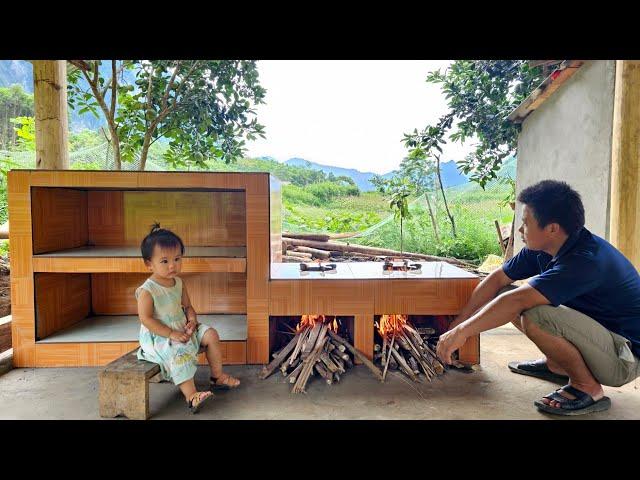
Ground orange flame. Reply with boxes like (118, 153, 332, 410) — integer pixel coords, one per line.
(296, 315, 340, 333)
(378, 314, 408, 338)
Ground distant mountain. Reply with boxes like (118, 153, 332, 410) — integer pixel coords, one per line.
(284, 157, 468, 192)
(0, 61, 32, 92)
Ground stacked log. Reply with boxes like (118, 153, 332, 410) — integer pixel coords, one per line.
(281, 232, 476, 270)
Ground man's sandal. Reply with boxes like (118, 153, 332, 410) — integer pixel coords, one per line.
(210, 372, 241, 391)
(534, 384, 611, 416)
(187, 391, 214, 414)
(508, 359, 570, 384)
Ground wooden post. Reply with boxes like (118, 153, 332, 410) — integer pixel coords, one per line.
(32, 60, 69, 170)
(609, 61, 640, 269)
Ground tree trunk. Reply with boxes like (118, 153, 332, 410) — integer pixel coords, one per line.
(424, 192, 440, 242)
(32, 60, 69, 169)
(400, 215, 404, 255)
(139, 130, 153, 171)
(436, 155, 456, 238)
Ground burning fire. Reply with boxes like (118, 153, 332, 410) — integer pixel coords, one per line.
(378, 314, 408, 339)
(296, 314, 340, 333)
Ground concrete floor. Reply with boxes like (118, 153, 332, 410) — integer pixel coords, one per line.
(1, 324, 639, 420)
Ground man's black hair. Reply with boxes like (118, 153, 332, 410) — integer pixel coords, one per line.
(140, 223, 185, 261)
(518, 180, 585, 235)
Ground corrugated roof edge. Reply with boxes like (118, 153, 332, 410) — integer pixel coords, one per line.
(507, 60, 586, 124)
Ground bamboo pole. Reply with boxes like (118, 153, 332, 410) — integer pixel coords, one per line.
(609, 60, 640, 269)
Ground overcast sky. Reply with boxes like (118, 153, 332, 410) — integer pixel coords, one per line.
(245, 60, 476, 174)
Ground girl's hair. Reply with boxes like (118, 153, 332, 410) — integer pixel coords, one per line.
(140, 223, 185, 261)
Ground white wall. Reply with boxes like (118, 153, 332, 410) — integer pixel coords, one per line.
(514, 60, 616, 253)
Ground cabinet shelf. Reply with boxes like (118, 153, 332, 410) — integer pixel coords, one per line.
(36, 314, 248, 343)
(33, 246, 247, 273)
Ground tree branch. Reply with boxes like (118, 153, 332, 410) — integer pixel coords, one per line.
(110, 60, 117, 123)
(161, 60, 182, 111)
(101, 60, 126, 99)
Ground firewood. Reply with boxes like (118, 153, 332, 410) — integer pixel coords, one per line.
(417, 327, 436, 336)
(408, 356, 420, 374)
(403, 324, 426, 345)
(329, 353, 346, 372)
(336, 345, 346, 353)
(293, 334, 329, 393)
(327, 330, 383, 382)
(302, 322, 323, 359)
(381, 336, 388, 367)
(382, 335, 395, 382)
(333, 372, 341, 383)
(327, 342, 336, 352)
(293, 324, 329, 392)
(314, 363, 332, 384)
(374, 344, 381, 352)
(390, 346, 417, 381)
(400, 330, 437, 379)
(260, 332, 301, 379)
(293, 246, 331, 259)
(283, 237, 473, 267)
(320, 351, 341, 373)
(289, 327, 308, 366)
(389, 358, 398, 370)
(285, 252, 312, 262)
(288, 362, 305, 383)
(283, 232, 331, 242)
(291, 249, 313, 258)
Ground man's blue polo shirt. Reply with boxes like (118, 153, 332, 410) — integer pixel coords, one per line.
(502, 227, 640, 357)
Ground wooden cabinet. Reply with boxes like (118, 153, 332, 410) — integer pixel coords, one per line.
(8, 170, 281, 367)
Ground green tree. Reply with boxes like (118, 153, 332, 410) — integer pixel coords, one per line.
(67, 60, 266, 170)
(402, 114, 457, 237)
(404, 60, 544, 188)
(9, 116, 35, 150)
(0, 84, 34, 149)
(398, 154, 439, 242)
(373, 176, 414, 254)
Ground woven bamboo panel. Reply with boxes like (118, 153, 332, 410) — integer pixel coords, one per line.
(88, 191, 125, 246)
(34, 273, 91, 339)
(7, 171, 34, 367)
(269, 281, 375, 315)
(459, 334, 480, 365)
(91, 273, 246, 315)
(32, 187, 88, 254)
(374, 279, 479, 314)
(197, 341, 246, 365)
(123, 191, 246, 246)
(246, 190, 271, 363)
(30, 170, 138, 188)
(34, 342, 139, 366)
(354, 314, 375, 361)
(32, 256, 246, 273)
(270, 176, 282, 263)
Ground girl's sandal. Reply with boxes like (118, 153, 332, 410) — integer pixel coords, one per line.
(187, 391, 214, 414)
(210, 372, 241, 391)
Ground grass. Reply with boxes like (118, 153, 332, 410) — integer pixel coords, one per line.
(283, 182, 514, 264)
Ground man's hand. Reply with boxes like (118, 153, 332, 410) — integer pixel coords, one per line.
(436, 326, 467, 365)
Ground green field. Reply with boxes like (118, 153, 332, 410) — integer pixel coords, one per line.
(280, 159, 517, 264)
